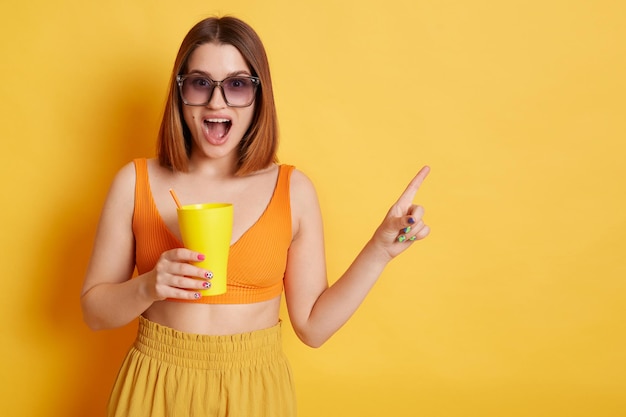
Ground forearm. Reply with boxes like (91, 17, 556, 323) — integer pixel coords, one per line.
(301, 240, 392, 347)
(81, 275, 154, 330)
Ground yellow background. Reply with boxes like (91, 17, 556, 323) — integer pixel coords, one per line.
(1, 1, 625, 416)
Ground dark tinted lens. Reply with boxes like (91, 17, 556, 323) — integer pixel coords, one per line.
(181, 76, 213, 105)
(222, 77, 256, 106)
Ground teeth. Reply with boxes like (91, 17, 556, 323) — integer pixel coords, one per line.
(205, 118, 230, 123)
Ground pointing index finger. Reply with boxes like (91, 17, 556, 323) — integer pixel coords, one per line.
(397, 165, 430, 206)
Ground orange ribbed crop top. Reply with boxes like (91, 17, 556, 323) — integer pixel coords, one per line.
(132, 158, 294, 304)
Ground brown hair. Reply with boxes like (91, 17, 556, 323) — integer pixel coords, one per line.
(157, 16, 279, 175)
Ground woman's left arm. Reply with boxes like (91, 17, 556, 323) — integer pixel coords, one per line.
(284, 167, 430, 348)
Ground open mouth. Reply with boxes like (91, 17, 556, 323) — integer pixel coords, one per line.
(203, 118, 232, 141)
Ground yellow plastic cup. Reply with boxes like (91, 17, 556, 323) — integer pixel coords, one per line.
(176, 203, 233, 296)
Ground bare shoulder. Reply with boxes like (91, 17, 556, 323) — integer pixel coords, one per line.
(109, 161, 136, 195)
(101, 160, 138, 214)
(289, 168, 319, 205)
(289, 168, 323, 239)
(114, 160, 137, 182)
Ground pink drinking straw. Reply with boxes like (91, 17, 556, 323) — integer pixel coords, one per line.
(169, 189, 182, 209)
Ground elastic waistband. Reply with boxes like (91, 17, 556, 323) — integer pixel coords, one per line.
(134, 316, 284, 370)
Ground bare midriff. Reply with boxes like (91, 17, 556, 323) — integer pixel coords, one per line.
(142, 295, 282, 335)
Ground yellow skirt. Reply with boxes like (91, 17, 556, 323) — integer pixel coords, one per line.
(107, 317, 297, 417)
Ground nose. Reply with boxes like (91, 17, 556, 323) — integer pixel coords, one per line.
(207, 84, 227, 108)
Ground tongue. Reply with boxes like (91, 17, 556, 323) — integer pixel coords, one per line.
(206, 122, 228, 140)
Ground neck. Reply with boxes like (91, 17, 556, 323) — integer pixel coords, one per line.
(187, 151, 239, 179)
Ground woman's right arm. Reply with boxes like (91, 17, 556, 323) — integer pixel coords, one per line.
(80, 162, 211, 330)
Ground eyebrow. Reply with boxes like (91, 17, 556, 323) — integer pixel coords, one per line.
(186, 69, 253, 79)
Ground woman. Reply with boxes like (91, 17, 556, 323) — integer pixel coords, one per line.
(81, 15, 430, 417)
